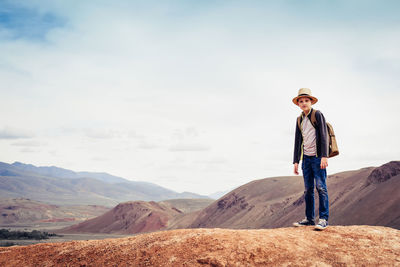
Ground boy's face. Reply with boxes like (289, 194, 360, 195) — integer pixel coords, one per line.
(297, 97, 312, 112)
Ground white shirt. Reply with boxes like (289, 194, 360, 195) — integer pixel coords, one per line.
(302, 112, 317, 156)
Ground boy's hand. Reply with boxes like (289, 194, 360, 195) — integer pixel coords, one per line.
(321, 157, 328, 169)
(294, 163, 299, 175)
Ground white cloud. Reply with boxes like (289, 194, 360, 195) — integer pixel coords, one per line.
(20, 148, 37, 153)
(11, 140, 46, 147)
(84, 129, 120, 139)
(136, 141, 161, 150)
(168, 143, 210, 152)
(0, 127, 34, 139)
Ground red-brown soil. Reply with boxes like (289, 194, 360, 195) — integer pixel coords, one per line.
(0, 226, 399, 266)
(60, 201, 183, 234)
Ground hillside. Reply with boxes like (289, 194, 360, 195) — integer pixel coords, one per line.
(0, 198, 109, 227)
(1, 226, 399, 266)
(58, 161, 400, 235)
(188, 161, 400, 230)
(59, 199, 215, 235)
(160, 198, 214, 213)
(60, 201, 183, 234)
(0, 161, 208, 206)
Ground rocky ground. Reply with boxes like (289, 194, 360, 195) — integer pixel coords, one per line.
(1, 225, 399, 266)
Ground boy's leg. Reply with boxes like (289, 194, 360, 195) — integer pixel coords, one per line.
(312, 156, 329, 220)
(302, 155, 315, 221)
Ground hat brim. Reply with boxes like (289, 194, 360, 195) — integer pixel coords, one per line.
(292, 95, 318, 105)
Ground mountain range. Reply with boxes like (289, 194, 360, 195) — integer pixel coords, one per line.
(57, 161, 400, 234)
(1, 160, 399, 234)
(0, 161, 209, 207)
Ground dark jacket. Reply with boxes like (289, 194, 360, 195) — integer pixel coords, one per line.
(293, 108, 329, 164)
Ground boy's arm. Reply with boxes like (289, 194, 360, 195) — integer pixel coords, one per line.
(293, 118, 302, 174)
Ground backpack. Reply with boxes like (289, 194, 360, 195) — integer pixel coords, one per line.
(297, 109, 339, 158)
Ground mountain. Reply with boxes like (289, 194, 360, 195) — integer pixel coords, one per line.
(187, 161, 400, 230)
(0, 161, 209, 206)
(60, 201, 182, 234)
(0, 198, 109, 226)
(59, 199, 214, 234)
(332, 161, 400, 227)
(3, 160, 399, 234)
(11, 161, 129, 184)
(57, 161, 400, 235)
(1, 226, 399, 266)
(188, 174, 305, 229)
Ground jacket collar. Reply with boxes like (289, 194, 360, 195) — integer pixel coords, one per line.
(301, 107, 313, 119)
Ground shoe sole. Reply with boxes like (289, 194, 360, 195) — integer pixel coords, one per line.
(315, 225, 328, 230)
(293, 223, 315, 227)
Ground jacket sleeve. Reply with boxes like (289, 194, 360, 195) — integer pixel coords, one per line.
(315, 110, 329, 157)
(293, 118, 302, 164)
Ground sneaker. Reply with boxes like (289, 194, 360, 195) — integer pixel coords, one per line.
(315, 219, 328, 230)
(293, 218, 315, 227)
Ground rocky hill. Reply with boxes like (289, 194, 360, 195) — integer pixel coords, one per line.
(60, 201, 183, 234)
(59, 198, 214, 234)
(1, 226, 399, 266)
(58, 161, 400, 235)
(188, 161, 400, 230)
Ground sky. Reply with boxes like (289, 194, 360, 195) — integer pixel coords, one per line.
(0, 0, 399, 196)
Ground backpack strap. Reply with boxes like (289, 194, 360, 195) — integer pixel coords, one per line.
(297, 109, 318, 130)
(310, 109, 317, 128)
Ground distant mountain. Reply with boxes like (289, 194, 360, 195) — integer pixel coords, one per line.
(0, 162, 209, 206)
(11, 161, 134, 184)
(11, 161, 81, 180)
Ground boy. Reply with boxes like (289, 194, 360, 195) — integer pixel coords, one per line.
(292, 88, 329, 230)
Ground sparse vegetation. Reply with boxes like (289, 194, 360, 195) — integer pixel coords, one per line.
(0, 229, 60, 240)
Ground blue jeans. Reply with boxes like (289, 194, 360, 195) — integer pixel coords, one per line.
(302, 155, 329, 221)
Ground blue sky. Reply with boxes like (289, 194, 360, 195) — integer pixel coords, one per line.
(0, 1, 65, 40)
(0, 0, 399, 195)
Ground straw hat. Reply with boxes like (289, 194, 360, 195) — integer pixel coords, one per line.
(292, 88, 318, 105)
